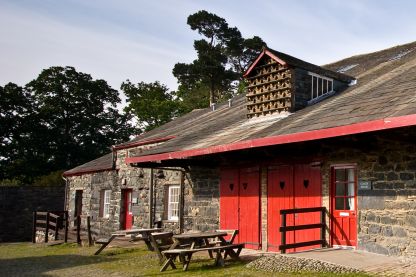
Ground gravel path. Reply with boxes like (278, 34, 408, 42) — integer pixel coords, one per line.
(246, 254, 362, 274)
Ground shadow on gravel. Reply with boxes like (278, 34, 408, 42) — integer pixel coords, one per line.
(0, 254, 114, 276)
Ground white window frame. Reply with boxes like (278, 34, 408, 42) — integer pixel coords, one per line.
(103, 190, 111, 218)
(168, 185, 180, 221)
(309, 72, 334, 101)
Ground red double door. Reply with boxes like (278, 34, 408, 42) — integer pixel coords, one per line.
(267, 164, 322, 252)
(219, 167, 261, 249)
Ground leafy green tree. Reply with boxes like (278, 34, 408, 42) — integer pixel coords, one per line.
(173, 10, 266, 111)
(0, 83, 36, 182)
(25, 66, 135, 172)
(122, 80, 179, 131)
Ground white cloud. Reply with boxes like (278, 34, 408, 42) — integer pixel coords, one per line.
(1, 0, 416, 105)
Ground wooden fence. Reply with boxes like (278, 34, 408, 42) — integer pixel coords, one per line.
(32, 211, 68, 243)
(279, 207, 327, 253)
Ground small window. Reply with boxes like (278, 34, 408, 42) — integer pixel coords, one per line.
(309, 72, 333, 102)
(168, 185, 180, 221)
(103, 190, 111, 218)
(333, 167, 356, 211)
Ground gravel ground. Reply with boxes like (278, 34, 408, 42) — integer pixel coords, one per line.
(246, 254, 362, 274)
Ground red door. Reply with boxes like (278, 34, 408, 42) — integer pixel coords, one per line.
(123, 189, 133, 230)
(293, 164, 322, 251)
(220, 168, 239, 242)
(267, 165, 294, 252)
(331, 166, 357, 247)
(239, 167, 261, 249)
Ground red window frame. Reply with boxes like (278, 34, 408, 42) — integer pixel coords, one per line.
(331, 165, 357, 212)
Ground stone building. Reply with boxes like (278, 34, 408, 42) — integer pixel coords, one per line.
(64, 42, 416, 257)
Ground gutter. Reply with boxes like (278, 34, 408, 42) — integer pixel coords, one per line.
(125, 114, 416, 164)
(62, 175, 68, 211)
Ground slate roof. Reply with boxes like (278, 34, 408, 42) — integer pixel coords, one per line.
(246, 47, 355, 83)
(63, 153, 113, 176)
(64, 41, 416, 175)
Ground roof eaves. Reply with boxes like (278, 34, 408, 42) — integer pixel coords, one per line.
(125, 113, 416, 165)
(63, 167, 116, 177)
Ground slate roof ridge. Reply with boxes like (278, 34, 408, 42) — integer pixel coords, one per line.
(262, 47, 355, 82)
(323, 41, 416, 69)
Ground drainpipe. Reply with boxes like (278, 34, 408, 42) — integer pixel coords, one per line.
(62, 175, 68, 211)
(149, 168, 154, 228)
(179, 170, 185, 233)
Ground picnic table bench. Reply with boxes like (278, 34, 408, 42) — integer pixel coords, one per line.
(94, 228, 162, 255)
(160, 230, 243, 271)
(161, 243, 244, 271)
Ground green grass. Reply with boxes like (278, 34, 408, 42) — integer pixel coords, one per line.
(0, 242, 370, 276)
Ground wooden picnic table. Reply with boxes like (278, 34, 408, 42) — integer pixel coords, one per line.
(170, 231, 229, 250)
(161, 231, 243, 271)
(94, 227, 162, 255)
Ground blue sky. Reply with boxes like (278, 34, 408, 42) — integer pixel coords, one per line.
(1, 0, 416, 98)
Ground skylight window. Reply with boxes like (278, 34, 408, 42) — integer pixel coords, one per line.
(309, 72, 333, 101)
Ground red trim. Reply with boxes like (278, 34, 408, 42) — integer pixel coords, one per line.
(243, 49, 287, 77)
(125, 114, 416, 164)
(63, 168, 117, 177)
(112, 135, 175, 151)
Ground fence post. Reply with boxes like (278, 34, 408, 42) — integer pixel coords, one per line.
(64, 211, 68, 243)
(87, 216, 92, 246)
(321, 207, 326, 247)
(32, 211, 37, 243)
(45, 212, 50, 243)
(54, 216, 60, 241)
(280, 213, 286, 254)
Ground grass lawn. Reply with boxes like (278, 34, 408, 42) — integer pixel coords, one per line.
(0, 242, 370, 276)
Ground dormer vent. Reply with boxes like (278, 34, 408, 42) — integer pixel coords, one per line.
(243, 47, 354, 118)
(245, 56, 292, 118)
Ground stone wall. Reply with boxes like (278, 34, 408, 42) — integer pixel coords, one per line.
(0, 186, 65, 242)
(67, 170, 120, 236)
(316, 130, 416, 257)
(66, 146, 185, 237)
(183, 167, 220, 232)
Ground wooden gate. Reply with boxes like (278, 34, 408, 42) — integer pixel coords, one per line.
(267, 164, 322, 252)
(220, 167, 261, 249)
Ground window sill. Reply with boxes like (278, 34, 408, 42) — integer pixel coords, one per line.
(162, 220, 179, 223)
